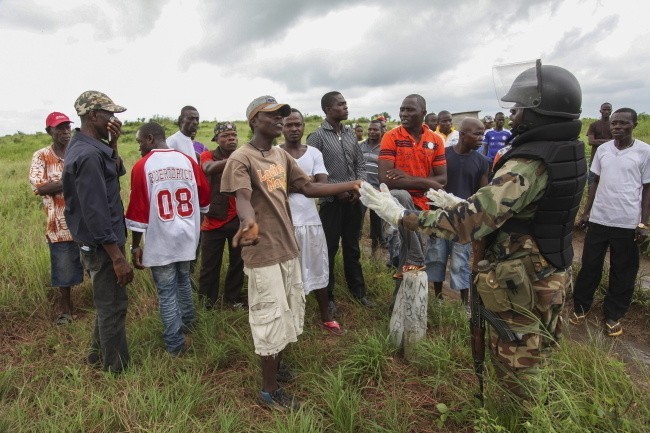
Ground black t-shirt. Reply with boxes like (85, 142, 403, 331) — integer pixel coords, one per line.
(587, 119, 612, 142)
(445, 147, 490, 199)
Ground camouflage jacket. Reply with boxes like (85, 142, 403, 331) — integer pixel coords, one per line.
(412, 157, 548, 262)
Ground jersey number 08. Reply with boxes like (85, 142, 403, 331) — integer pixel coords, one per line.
(157, 187, 194, 221)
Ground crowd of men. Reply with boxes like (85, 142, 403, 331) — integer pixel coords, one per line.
(29, 67, 649, 410)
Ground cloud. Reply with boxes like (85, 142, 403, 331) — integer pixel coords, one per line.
(0, 0, 95, 33)
(184, 0, 354, 66)
(0, 0, 167, 39)
(543, 13, 650, 114)
(183, 0, 581, 95)
(1, 0, 649, 136)
(549, 15, 618, 61)
(186, 0, 496, 91)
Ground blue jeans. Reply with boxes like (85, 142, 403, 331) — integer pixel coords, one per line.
(386, 226, 401, 268)
(426, 238, 471, 290)
(150, 261, 195, 353)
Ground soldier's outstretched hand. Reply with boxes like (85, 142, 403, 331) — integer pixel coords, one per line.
(359, 182, 405, 227)
(426, 188, 467, 210)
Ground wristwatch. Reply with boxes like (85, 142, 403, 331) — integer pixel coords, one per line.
(637, 223, 648, 230)
(130, 245, 140, 253)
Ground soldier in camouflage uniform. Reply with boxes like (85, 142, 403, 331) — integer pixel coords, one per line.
(361, 63, 586, 398)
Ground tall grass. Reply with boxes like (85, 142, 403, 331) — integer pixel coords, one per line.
(1, 119, 649, 432)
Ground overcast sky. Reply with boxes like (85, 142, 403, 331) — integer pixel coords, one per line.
(1, 0, 648, 136)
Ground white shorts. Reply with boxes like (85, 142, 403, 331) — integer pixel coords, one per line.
(245, 258, 306, 356)
(294, 224, 329, 295)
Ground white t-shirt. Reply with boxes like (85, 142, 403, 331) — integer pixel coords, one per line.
(445, 130, 460, 147)
(287, 146, 328, 226)
(125, 149, 210, 266)
(436, 129, 460, 148)
(589, 139, 650, 229)
(166, 131, 197, 162)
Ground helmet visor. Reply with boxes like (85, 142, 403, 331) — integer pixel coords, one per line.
(493, 59, 542, 109)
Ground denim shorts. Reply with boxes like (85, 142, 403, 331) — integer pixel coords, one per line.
(48, 241, 84, 287)
(425, 238, 471, 290)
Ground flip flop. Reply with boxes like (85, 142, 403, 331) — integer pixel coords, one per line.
(569, 311, 586, 325)
(55, 313, 73, 325)
(319, 320, 345, 336)
(606, 320, 623, 337)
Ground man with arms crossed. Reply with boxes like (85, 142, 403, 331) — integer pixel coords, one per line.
(126, 122, 210, 355)
(379, 94, 446, 279)
(63, 91, 133, 373)
(221, 96, 360, 409)
(29, 112, 84, 325)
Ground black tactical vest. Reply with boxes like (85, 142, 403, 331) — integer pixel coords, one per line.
(493, 121, 587, 269)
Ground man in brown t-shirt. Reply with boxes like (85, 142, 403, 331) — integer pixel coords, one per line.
(220, 95, 361, 410)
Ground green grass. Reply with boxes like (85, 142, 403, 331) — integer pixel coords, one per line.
(1, 117, 649, 432)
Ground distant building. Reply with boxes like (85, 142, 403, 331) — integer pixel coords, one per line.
(451, 111, 480, 128)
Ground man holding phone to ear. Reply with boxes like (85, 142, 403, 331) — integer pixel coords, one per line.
(63, 90, 133, 373)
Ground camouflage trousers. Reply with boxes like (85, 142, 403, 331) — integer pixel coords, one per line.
(487, 268, 571, 398)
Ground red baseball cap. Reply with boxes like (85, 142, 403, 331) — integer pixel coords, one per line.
(45, 112, 72, 128)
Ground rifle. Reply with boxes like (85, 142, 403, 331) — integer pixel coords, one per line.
(469, 244, 519, 405)
(469, 240, 487, 405)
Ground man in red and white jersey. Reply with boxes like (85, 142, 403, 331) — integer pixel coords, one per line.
(125, 122, 210, 355)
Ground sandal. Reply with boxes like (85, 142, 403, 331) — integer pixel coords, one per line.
(605, 320, 623, 337)
(393, 264, 426, 279)
(568, 311, 586, 325)
(319, 320, 345, 336)
(55, 313, 73, 326)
